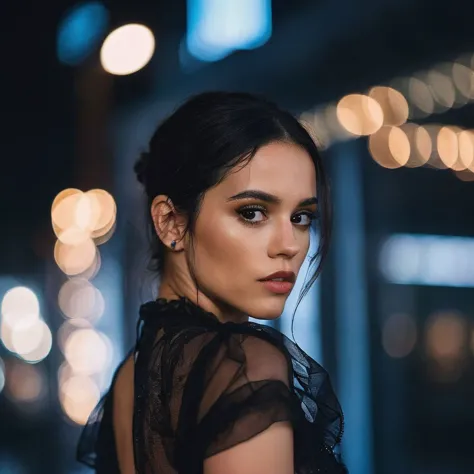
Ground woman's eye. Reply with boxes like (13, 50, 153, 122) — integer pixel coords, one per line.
(292, 212, 315, 226)
(238, 208, 266, 224)
(236, 206, 267, 225)
(237, 207, 317, 227)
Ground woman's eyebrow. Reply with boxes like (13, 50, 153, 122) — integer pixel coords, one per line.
(227, 190, 318, 207)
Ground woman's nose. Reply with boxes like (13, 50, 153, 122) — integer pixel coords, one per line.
(268, 222, 301, 259)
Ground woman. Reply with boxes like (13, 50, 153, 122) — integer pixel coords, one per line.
(77, 92, 347, 473)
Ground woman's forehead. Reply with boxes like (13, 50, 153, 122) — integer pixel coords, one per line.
(218, 142, 316, 196)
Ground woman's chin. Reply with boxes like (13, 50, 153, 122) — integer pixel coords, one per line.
(249, 300, 287, 321)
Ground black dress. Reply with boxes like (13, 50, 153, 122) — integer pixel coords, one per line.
(77, 296, 348, 473)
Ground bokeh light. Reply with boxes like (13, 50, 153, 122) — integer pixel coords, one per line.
(77, 246, 102, 280)
(425, 68, 456, 112)
(301, 55, 474, 161)
(324, 104, 353, 142)
(57, 1, 109, 66)
(58, 278, 105, 322)
(11, 319, 51, 359)
(186, 0, 272, 62)
(4, 360, 46, 404)
(421, 124, 445, 169)
(0, 319, 15, 353)
(407, 77, 435, 116)
(425, 311, 467, 361)
(19, 327, 53, 364)
(0, 287, 50, 362)
(369, 86, 409, 126)
(451, 62, 474, 104)
(399, 123, 431, 168)
(368, 126, 410, 169)
(64, 328, 112, 375)
(87, 189, 117, 239)
(425, 311, 468, 382)
(100, 24, 155, 75)
(57, 319, 93, 355)
(336, 94, 384, 136)
(1, 286, 40, 329)
(52, 188, 116, 247)
(59, 374, 100, 425)
(456, 130, 474, 170)
(52, 189, 87, 245)
(382, 313, 417, 358)
(93, 220, 116, 246)
(54, 238, 97, 276)
(437, 126, 460, 169)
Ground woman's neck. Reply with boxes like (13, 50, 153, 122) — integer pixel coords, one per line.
(157, 282, 249, 324)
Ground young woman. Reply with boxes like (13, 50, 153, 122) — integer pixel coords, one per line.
(77, 91, 347, 473)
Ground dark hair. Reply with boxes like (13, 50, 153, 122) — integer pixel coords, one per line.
(134, 91, 332, 338)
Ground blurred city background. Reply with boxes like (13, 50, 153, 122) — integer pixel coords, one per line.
(2, 0, 474, 473)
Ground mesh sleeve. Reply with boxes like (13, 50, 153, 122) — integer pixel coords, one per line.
(134, 326, 301, 474)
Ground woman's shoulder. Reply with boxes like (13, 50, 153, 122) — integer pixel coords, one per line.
(136, 297, 339, 406)
(136, 297, 293, 378)
(112, 356, 135, 473)
(77, 297, 347, 473)
(135, 300, 347, 472)
(136, 297, 344, 441)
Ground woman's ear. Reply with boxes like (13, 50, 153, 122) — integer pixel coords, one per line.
(150, 195, 188, 251)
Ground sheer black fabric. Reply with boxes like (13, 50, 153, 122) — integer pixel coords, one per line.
(77, 297, 347, 473)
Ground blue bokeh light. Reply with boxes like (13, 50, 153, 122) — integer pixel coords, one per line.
(186, 0, 272, 62)
(57, 2, 109, 66)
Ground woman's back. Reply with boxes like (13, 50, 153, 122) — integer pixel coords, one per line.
(112, 361, 294, 474)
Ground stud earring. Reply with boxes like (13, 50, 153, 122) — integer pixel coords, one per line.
(170, 240, 176, 250)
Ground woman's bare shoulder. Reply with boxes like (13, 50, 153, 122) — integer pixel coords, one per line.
(112, 354, 135, 474)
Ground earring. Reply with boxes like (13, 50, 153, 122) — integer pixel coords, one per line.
(170, 240, 176, 250)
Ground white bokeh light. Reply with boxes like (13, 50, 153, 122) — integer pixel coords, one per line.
(100, 24, 155, 75)
(64, 328, 111, 375)
(1, 286, 40, 329)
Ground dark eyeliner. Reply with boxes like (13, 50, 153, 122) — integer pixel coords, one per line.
(293, 210, 319, 226)
(235, 204, 267, 226)
(236, 205, 319, 227)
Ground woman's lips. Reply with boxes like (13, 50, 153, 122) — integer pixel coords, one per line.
(260, 280, 294, 294)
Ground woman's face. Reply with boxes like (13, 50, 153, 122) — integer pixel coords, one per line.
(187, 141, 318, 323)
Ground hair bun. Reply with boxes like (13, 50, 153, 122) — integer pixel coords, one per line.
(134, 151, 150, 185)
